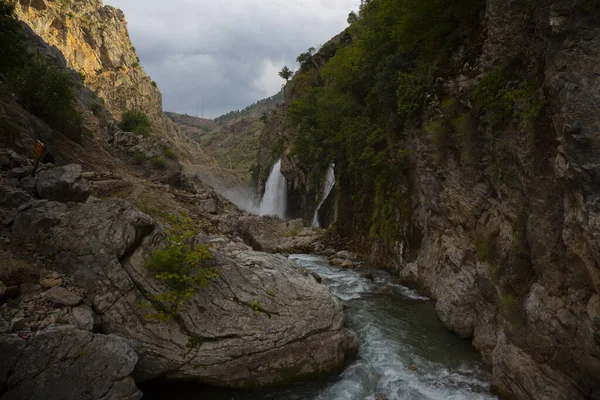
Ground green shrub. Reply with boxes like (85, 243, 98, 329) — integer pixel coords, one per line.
(133, 151, 146, 164)
(0, 0, 83, 141)
(132, 61, 139, 68)
(120, 110, 151, 135)
(163, 146, 176, 159)
(396, 72, 425, 120)
(18, 53, 83, 139)
(250, 300, 262, 315)
(151, 80, 157, 87)
(140, 213, 219, 321)
(152, 156, 166, 169)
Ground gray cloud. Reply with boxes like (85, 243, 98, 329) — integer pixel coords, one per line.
(105, 0, 359, 118)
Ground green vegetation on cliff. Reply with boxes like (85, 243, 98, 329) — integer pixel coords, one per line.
(287, 0, 484, 246)
(0, 0, 83, 140)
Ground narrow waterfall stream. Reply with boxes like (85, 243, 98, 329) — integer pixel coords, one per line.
(259, 159, 287, 219)
(312, 163, 335, 227)
(143, 255, 496, 400)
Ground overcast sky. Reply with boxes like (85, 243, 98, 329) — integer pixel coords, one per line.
(105, 0, 359, 118)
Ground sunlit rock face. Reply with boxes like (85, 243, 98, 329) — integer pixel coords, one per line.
(14, 0, 165, 127)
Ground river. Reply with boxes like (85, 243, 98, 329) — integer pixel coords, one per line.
(143, 254, 496, 400)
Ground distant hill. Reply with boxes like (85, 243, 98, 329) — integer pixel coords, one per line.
(164, 112, 217, 136)
(214, 90, 284, 124)
(166, 90, 284, 183)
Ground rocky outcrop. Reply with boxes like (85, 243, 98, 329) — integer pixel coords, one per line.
(13, 0, 163, 125)
(0, 181, 357, 392)
(235, 215, 322, 254)
(36, 164, 91, 202)
(0, 325, 141, 400)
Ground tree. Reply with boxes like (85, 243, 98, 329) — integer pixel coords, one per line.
(297, 47, 318, 69)
(278, 66, 293, 81)
(347, 11, 358, 24)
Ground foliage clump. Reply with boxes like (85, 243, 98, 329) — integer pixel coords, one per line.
(120, 110, 152, 135)
(141, 213, 219, 321)
(0, 1, 83, 140)
(285, 0, 484, 247)
(152, 155, 166, 169)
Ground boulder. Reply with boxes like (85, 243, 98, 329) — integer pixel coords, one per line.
(310, 271, 323, 284)
(10, 198, 358, 389)
(36, 164, 91, 203)
(7, 166, 33, 179)
(341, 260, 354, 269)
(329, 258, 346, 266)
(0, 281, 6, 299)
(69, 305, 95, 331)
(0, 325, 141, 400)
(40, 277, 62, 288)
(333, 250, 354, 260)
(42, 287, 82, 306)
(19, 176, 37, 195)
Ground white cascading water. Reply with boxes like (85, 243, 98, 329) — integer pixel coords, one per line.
(312, 163, 335, 227)
(259, 159, 287, 219)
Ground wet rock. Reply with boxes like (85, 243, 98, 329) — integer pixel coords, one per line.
(329, 258, 346, 266)
(310, 271, 323, 284)
(36, 164, 91, 203)
(333, 250, 353, 260)
(341, 260, 354, 269)
(360, 272, 375, 281)
(42, 286, 82, 306)
(0, 325, 141, 400)
(0, 282, 6, 299)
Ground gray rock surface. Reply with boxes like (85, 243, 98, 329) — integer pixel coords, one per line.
(36, 164, 91, 203)
(0, 325, 141, 400)
(9, 198, 358, 388)
(70, 305, 95, 331)
(42, 286, 82, 306)
(235, 215, 321, 253)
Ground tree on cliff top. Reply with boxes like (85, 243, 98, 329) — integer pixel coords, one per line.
(279, 66, 294, 81)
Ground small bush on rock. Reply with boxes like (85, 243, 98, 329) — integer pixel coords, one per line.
(120, 110, 151, 136)
(133, 151, 146, 164)
(163, 146, 176, 159)
(141, 213, 219, 321)
(151, 155, 166, 169)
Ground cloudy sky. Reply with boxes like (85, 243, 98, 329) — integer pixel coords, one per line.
(105, 0, 359, 118)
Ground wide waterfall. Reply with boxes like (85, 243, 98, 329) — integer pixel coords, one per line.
(312, 163, 335, 227)
(259, 159, 287, 219)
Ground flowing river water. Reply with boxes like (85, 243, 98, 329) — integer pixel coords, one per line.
(143, 254, 496, 400)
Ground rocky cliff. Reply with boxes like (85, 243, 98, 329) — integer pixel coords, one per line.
(14, 0, 164, 126)
(259, 0, 600, 398)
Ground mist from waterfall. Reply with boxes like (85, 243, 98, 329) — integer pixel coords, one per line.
(259, 159, 287, 219)
(312, 163, 335, 227)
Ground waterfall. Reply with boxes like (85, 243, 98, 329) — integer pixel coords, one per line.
(312, 163, 335, 227)
(259, 159, 287, 219)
